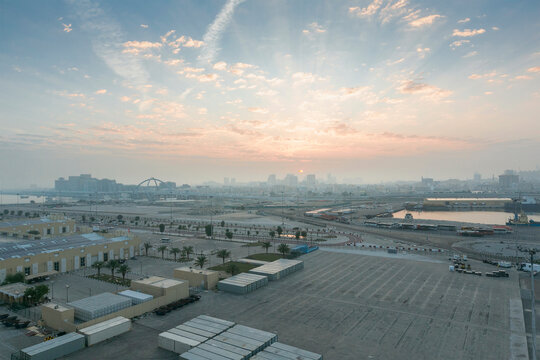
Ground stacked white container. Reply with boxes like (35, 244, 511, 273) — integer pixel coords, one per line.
(78, 316, 131, 346)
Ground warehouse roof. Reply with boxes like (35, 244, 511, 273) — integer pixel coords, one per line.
(0, 233, 132, 260)
(0, 217, 70, 229)
(68, 292, 131, 311)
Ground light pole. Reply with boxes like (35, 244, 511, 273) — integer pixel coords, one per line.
(519, 246, 537, 360)
(65, 284, 70, 303)
(50, 281, 54, 300)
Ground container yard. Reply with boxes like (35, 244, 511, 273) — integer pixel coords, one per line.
(180, 324, 278, 360)
(251, 342, 323, 360)
(217, 273, 268, 294)
(18, 333, 85, 360)
(248, 259, 304, 281)
(117, 289, 154, 305)
(158, 315, 235, 353)
(78, 317, 131, 346)
(68, 292, 132, 321)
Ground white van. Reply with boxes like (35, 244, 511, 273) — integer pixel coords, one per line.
(520, 263, 540, 272)
(161, 238, 171, 244)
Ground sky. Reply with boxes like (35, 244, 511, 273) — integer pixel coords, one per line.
(1, 0, 540, 188)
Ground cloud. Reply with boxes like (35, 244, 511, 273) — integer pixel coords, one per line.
(200, 0, 245, 64)
(527, 66, 540, 73)
(416, 47, 430, 58)
(387, 57, 405, 65)
(198, 108, 208, 115)
(140, 24, 148, 28)
(457, 18, 470, 24)
(398, 80, 452, 100)
(452, 28, 486, 37)
(163, 59, 183, 66)
(184, 37, 204, 48)
(95, 89, 107, 94)
(379, 0, 409, 24)
(302, 22, 326, 35)
(160, 30, 175, 43)
(62, 23, 73, 33)
(291, 72, 325, 85)
(120, 96, 131, 102)
(468, 72, 496, 80)
(68, 0, 150, 93)
(449, 39, 470, 49)
(492, 26, 499, 31)
(349, 0, 383, 17)
(184, 73, 219, 82)
(408, 14, 442, 27)
(248, 107, 269, 114)
(122, 40, 162, 54)
(213, 61, 228, 70)
(514, 75, 532, 80)
(463, 51, 478, 58)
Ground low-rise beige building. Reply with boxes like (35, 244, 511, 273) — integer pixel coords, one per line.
(42, 276, 189, 332)
(131, 276, 189, 299)
(173, 267, 219, 290)
(0, 232, 142, 283)
(0, 215, 76, 240)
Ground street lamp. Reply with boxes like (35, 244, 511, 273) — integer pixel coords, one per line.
(50, 280, 54, 300)
(65, 284, 70, 303)
(518, 246, 537, 360)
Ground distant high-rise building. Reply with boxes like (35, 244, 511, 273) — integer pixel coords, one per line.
(55, 174, 119, 193)
(230, 178, 236, 185)
(224, 177, 230, 185)
(421, 177, 434, 186)
(305, 174, 316, 187)
(267, 174, 276, 186)
(284, 174, 298, 187)
(473, 173, 482, 181)
(499, 170, 519, 189)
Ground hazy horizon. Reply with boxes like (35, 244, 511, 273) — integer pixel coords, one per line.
(1, 0, 539, 189)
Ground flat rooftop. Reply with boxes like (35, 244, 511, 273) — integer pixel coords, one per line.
(0, 233, 131, 260)
(0, 217, 70, 229)
(64, 250, 525, 360)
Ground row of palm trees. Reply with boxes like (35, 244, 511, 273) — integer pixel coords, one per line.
(91, 260, 130, 282)
(144, 242, 197, 261)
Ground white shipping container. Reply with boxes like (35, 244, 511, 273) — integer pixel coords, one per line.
(78, 316, 131, 346)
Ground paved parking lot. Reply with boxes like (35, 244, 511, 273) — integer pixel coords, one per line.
(63, 249, 524, 360)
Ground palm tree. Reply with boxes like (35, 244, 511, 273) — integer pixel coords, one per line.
(183, 246, 194, 260)
(226, 263, 239, 276)
(106, 260, 120, 279)
(261, 241, 271, 254)
(276, 226, 283, 237)
(278, 243, 290, 256)
(117, 264, 130, 283)
(92, 261, 104, 278)
(143, 242, 152, 256)
(169, 247, 181, 261)
(194, 254, 207, 269)
(216, 249, 231, 264)
(157, 245, 168, 259)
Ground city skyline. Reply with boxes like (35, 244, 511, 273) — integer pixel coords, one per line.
(1, 0, 540, 188)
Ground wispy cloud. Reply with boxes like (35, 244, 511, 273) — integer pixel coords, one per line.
(62, 23, 73, 33)
(68, 0, 150, 94)
(199, 0, 246, 64)
(408, 14, 442, 28)
(95, 89, 107, 94)
(527, 66, 540, 73)
(457, 18, 470, 24)
(452, 28, 486, 37)
(302, 22, 326, 35)
(449, 39, 470, 49)
(349, 0, 383, 17)
(140, 24, 148, 29)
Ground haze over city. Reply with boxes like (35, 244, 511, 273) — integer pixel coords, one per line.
(1, 0, 539, 189)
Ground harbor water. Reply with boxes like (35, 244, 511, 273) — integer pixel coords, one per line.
(393, 210, 540, 225)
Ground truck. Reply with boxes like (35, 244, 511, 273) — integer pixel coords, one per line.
(518, 263, 540, 272)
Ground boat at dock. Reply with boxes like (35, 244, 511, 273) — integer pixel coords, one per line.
(506, 212, 540, 227)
